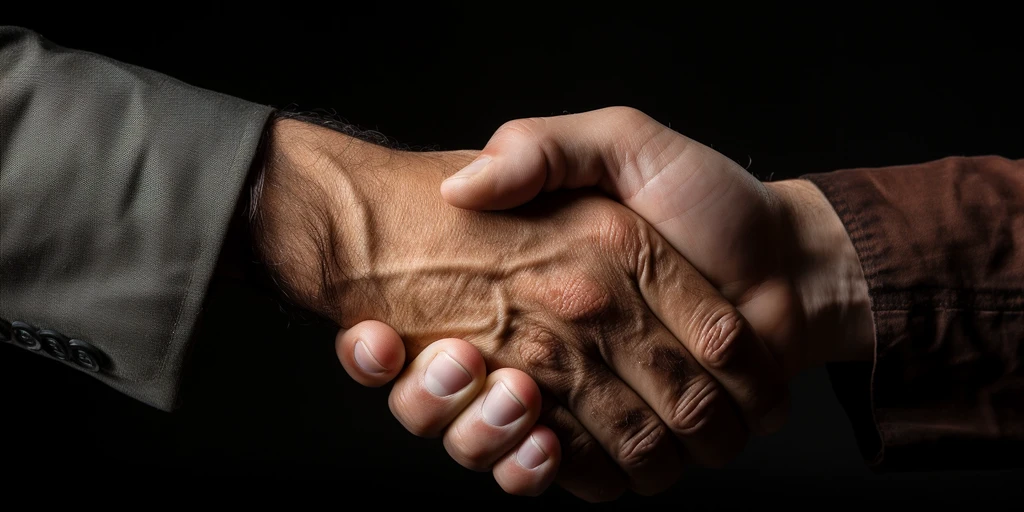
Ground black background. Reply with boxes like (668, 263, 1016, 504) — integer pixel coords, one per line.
(2, 4, 1022, 506)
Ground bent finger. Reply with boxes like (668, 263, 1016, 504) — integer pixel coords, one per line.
(388, 338, 487, 438)
(492, 424, 561, 496)
(335, 320, 406, 387)
(442, 368, 542, 471)
(541, 400, 627, 502)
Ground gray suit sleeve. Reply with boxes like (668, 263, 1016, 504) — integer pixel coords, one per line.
(0, 27, 275, 410)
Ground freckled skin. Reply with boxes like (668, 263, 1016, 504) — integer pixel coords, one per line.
(544, 273, 612, 321)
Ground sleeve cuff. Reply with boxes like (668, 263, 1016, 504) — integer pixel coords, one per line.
(802, 171, 886, 469)
(803, 160, 1024, 472)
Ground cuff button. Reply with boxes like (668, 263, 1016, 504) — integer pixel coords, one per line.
(37, 330, 71, 361)
(69, 339, 103, 372)
(11, 321, 41, 351)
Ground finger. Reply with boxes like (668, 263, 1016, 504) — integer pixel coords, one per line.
(442, 368, 541, 471)
(540, 401, 627, 502)
(439, 106, 765, 291)
(492, 424, 561, 496)
(505, 335, 683, 495)
(388, 338, 487, 438)
(335, 320, 406, 387)
(440, 106, 668, 211)
(604, 312, 749, 467)
(637, 226, 790, 435)
(441, 106, 790, 434)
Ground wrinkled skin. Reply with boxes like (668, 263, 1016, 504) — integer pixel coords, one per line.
(442, 107, 874, 376)
(253, 119, 789, 498)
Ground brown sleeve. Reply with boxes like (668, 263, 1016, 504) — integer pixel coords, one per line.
(802, 156, 1024, 472)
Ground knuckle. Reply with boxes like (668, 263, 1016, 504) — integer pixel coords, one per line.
(591, 204, 643, 253)
(495, 117, 546, 143)
(693, 305, 746, 370)
(563, 427, 601, 464)
(444, 426, 492, 472)
(667, 376, 721, 436)
(616, 417, 671, 470)
(456, 448, 493, 472)
(603, 106, 651, 127)
(514, 324, 568, 373)
(403, 419, 437, 438)
(630, 220, 667, 284)
(388, 392, 440, 438)
(562, 364, 617, 413)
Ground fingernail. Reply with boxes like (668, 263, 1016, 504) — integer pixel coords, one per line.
(516, 435, 548, 470)
(481, 382, 526, 426)
(424, 351, 473, 397)
(353, 340, 386, 374)
(447, 156, 491, 181)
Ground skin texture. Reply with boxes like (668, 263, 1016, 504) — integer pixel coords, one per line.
(336, 324, 561, 496)
(424, 106, 872, 499)
(441, 107, 874, 374)
(252, 118, 790, 499)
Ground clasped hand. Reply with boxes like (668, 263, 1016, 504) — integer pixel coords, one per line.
(252, 107, 872, 501)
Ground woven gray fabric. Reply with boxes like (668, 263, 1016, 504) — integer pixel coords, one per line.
(0, 27, 274, 410)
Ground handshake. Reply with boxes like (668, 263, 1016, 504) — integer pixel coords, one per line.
(252, 106, 874, 500)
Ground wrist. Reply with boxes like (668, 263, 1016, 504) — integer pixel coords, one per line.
(767, 179, 874, 365)
(249, 118, 375, 323)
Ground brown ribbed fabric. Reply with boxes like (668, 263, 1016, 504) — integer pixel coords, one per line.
(804, 156, 1024, 471)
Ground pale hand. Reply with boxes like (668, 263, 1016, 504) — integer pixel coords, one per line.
(441, 107, 874, 378)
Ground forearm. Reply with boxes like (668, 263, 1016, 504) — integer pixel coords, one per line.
(247, 116, 371, 320)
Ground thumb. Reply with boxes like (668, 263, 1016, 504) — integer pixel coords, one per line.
(439, 106, 669, 211)
(440, 150, 549, 211)
(336, 320, 406, 387)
